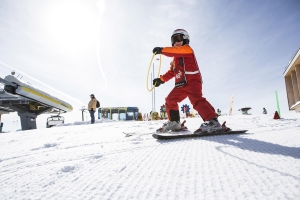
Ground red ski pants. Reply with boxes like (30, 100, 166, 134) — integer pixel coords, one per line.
(165, 80, 217, 121)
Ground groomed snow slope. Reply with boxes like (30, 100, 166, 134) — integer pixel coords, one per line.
(0, 113, 300, 200)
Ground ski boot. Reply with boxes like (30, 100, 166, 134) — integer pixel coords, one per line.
(157, 110, 185, 133)
(156, 121, 181, 133)
(156, 120, 188, 133)
(194, 118, 223, 134)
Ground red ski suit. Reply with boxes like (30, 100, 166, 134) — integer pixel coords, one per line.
(160, 45, 217, 121)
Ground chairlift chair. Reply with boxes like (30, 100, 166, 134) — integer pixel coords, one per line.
(46, 115, 65, 128)
(238, 107, 252, 115)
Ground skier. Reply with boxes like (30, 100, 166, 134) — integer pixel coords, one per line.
(152, 29, 222, 133)
(217, 109, 222, 116)
(263, 108, 267, 114)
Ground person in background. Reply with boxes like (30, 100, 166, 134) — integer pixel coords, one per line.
(263, 108, 267, 114)
(88, 94, 97, 124)
(217, 109, 221, 116)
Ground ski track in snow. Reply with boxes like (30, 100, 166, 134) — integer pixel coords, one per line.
(0, 114, 300, 199)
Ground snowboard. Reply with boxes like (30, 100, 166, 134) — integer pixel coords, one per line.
(153, 121, 248, 140)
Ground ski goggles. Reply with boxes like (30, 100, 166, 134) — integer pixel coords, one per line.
(171, 34, 183, 44)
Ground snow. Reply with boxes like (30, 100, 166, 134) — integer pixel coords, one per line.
(0, 113, 300, 200)
(291, 101, 300, 112)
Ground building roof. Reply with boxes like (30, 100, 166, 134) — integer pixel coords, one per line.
(283, 46, 300, 76)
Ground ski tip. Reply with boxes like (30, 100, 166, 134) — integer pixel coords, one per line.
(152, 134, 159, 139)
(225, 130, 248, 134)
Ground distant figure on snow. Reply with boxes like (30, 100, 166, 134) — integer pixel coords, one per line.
(88, 94, 98, 124)
(217, 109, 221, 116)
(263, 108, 267, 114)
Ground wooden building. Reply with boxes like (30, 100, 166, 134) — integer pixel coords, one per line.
(283, 47, 300, 112)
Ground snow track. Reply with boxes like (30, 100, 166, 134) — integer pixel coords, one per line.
(0, 114, 300, 199)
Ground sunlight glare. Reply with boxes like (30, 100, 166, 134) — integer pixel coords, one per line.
(45, 1, 96, 54)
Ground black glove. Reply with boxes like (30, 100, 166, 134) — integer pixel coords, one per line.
(153, 78, 164, 87)
(153, 47, 163, 54)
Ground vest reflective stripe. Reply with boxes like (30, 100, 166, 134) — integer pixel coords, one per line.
(185, 70, 199, 74)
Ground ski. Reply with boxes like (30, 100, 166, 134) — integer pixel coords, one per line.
(153, 121, 248, 140)
(152, 130, 248, 140)
(122, 121, 188, 137)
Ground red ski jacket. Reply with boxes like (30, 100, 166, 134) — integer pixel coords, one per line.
(160, 45, 202, 87)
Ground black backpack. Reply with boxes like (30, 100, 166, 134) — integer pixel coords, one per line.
(96, 100, 100, 108)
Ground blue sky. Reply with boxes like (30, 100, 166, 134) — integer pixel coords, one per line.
(0, 0, 300, 131)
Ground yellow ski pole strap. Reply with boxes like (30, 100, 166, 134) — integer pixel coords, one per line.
(146, 53, 162, 92)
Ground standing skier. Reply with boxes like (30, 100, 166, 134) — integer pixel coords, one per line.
(152, 29, 222, 133)
(263, 108, 267, 114)
(88, 94, 97, 124)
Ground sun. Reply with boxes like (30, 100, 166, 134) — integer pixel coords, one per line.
(44, 1, 97, 55)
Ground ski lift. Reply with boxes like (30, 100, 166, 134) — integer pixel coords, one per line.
(46, 115, 65, 128)
(238, 107, 252, 115)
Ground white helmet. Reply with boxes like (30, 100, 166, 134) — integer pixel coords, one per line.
(171, 29, 190, 46)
